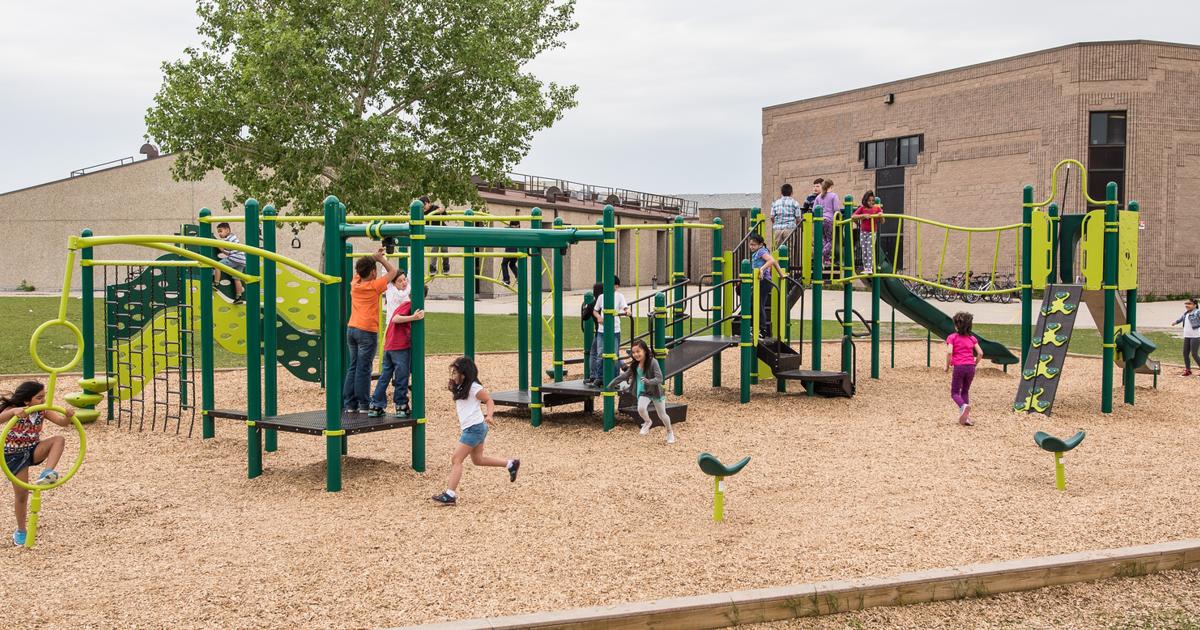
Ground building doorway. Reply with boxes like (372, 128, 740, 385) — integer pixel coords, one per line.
(874, 166, 905, 270)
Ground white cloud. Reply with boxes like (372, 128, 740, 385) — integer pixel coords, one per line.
(1, 0, 1196, 194)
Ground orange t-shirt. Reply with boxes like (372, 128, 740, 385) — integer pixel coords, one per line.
(348, 276, 389, 332)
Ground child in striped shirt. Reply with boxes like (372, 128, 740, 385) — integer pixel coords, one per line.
(215, 222, 247, 303)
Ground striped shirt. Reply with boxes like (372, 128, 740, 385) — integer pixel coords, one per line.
(770, 196, 802, 230)
(4, 411, 43, 454)
(222, 233, 246, 266)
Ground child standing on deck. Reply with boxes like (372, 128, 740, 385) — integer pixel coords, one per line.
(2, 381, 75, 546)
(214, 222, 246, 303)
(344, 248, 400, 414)
(852, 191, 883, 274)
(1171, 298, 1200, 375)
(814, 179, 839, 267)
(431, 357, 520, 506)
(608, 339, 675, 444)
(747, 234, 785, 338)
(945, 312, 983, 426)
(368, 271, 425, 418)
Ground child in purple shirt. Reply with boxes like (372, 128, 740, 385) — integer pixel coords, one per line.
(945, 312, 983, 426)
(814, 179, 839, 267)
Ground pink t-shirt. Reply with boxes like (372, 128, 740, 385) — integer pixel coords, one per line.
(946, 333, 977, 366)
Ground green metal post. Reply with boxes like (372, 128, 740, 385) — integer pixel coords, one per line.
(463, 209, 475, 359)
(654, 292, 668, 376)
(553, 217, 565, 382)
(841, 198, 854, 374)
(739, 259, 753, 403)
(582, 293, 594, 383)
(890, 306, 895, 369)
(594, 219, 603, 284)
(602, 206, 617, 431)
(198, 210, 216, 439)
(1125, 200, 1139, 405)
(926, 328, 931, 367)
(711, 218, 723, 387)
(1048, 202, 1060, 284)
(672, 215, 685, 395)
(871, 277, 881, 379)
(409, 199, 427, 472)
(811, 203, 824, 383)
(1021, 185, 1034, 367)
(1102, 182, 1118, 414)
(244, 199, 263, 479)
(80, 229, 95, 382)
(517, 253, 528, 392)
(322, 196, 345, 491)
(777, 244, 789, 394)
(530, 208, 544, 427)
(262, 205, 278, 452)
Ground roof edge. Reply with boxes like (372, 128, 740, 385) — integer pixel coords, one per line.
(763, 39, 1200, 113)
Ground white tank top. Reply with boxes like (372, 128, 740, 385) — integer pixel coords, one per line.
(456, 382, 486, 430)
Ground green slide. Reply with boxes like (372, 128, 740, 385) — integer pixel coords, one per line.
(874, 253, 1019, 366)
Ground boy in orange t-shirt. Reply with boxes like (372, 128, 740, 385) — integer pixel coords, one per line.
(344, 248, 400, 413)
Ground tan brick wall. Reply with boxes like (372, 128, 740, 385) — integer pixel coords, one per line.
(0, 157, 701, 295)
(762, 41, 1200, 296)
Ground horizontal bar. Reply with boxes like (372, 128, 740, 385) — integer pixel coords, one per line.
(347, 252, 529, 259)
(558, 222, 722, 231)
(83, 260, 206, 268)
(340, 224, 602, 248)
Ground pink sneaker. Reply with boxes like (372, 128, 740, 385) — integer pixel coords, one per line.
(958, 404, 971, 425)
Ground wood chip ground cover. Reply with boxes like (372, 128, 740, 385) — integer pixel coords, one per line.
(1, 343, 1197, 628)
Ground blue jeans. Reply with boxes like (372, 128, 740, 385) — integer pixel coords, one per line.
(590, 330, 622, 381)
(343, 327, 378, 411)
(371, 349, 411, 409)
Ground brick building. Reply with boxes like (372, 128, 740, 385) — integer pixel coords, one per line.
(762, 40, 1200, 296)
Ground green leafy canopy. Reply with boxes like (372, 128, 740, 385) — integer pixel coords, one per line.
(146, 0, 578, 215)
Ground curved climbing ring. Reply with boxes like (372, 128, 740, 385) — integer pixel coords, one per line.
(0, 404, 88, 492)
(29, 319, 84, 374)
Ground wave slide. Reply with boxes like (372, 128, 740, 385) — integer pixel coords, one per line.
(874, 253, 1019, 366)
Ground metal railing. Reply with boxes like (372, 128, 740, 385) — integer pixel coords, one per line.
(476, 172, 699, 217)
(71, 156, 136, 177)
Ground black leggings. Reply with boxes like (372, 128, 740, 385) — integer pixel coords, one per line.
(1185, 338, 1200, 370)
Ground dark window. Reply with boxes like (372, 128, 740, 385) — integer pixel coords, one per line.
(863, 135, 922, 169)
(1088, 111, 1126, 207)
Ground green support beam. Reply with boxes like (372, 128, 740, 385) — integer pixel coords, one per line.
(602, 206, 617, 431)
(1102, 182, 1118, 413)
(1125, 200, 1140, 406)
(80, 229, 94, 383)
(672, 215, 685, 395)
(245, 199, 263, 479)
(198, 210, 216, 439)
(1021, 186, 1033, 367)
(464, 209, 475, 359)
(530, 208, 544, 427)
(711, 218, 723, 387)
(517, 254, 528, 392)
(262, 205, 279, 452)
(553, 217, 565, 383)
(322, 196, 345, 491)
(408, 199, 427, 472)
(739, 259, 753, 403)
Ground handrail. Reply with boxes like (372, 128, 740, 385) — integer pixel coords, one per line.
(833, 213, 1023, 234)
(1024, 159, 1119, 209)
(834, 308, 874, 338)
(69, 234, 339, 284)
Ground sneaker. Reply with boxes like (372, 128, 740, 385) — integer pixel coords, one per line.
(958, 404, 970, 424)
(344, 407, 359, 415)
(507, 459, 521, 482)
(12, 530, 26, 546)
(666, 432, 676, 444)
(36, 469, 59, 485)
(394, 405, 411, 419)
(232, 294, 244, 304)
(431, 491, 457, 506)
(960, 416, 975, 427)
(1182, 370, 1194, 377)
(366, 407, 384, 418)
(639, 420, 652, 435)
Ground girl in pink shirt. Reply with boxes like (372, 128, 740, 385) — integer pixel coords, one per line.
(945, 312, 983, 426)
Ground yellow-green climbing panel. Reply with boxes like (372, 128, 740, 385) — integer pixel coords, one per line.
(275, 266, 322, 331)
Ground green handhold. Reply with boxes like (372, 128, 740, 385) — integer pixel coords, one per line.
(65, 392, 103, 407)
(1014, 387, 1051, 413)
(1040, 292, 1077, 316)
(78, 377, 116, 393)
(1031, 323, 1069, 348)
(1022, 354, 1059, 380)
(698, 452, 751, 477)
(74, 409, 101, 424)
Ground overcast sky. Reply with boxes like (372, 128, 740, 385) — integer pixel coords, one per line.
(1, 0, 1195, 195)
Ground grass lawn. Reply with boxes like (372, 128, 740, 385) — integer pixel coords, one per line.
(0, 296, 1183, 375)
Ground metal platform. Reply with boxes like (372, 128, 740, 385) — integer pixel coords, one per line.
(663, 336, 738, 379)
(206, 408, 248, 421)
(491, 386, 595, 409)
(256, 410, 418, 436)
(541, 378, 604, 398)
(775, 369, 855, 398)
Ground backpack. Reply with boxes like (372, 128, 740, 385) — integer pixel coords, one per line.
(1188, 310, 1200, 329)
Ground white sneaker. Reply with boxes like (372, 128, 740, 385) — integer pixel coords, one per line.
(958, 404, 971, 425)
(639, 420, 652, 435)
(666, 432, 676, 444)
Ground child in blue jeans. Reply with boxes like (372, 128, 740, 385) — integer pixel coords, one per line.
(945, 312, 983, 426)
(369, 271, 424, 418)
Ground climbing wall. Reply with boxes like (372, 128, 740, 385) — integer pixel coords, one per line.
(1014, 284, 1083, 415)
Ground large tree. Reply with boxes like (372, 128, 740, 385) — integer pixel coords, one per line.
(146, 0, 577, 214)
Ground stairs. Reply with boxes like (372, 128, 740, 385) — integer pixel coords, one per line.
(757, 337, 855, 398)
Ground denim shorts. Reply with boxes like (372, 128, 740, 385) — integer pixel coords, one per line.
(459, 422, 488, 447)
(4, 447, 36, 476)
(224, 259, 246, 272)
